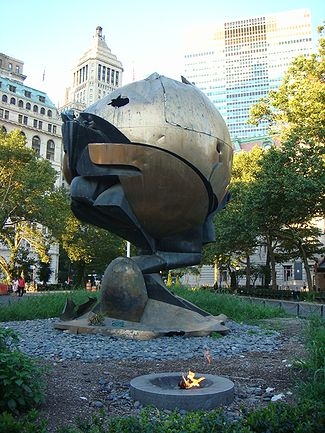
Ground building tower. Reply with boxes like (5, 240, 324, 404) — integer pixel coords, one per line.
(0, 53, 62, 283)
(61, 26, 123, 113)
(183, 9, 313, 141)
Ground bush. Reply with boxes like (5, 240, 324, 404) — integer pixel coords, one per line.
(0, 410, 47, 433)
(53, 400, 325, 433)
(0, 328, 46, 414)
(243, 400, 325, 433)
(295, 316, 325, 401)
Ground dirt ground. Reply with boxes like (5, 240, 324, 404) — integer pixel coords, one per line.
(36, 317, 309, 432)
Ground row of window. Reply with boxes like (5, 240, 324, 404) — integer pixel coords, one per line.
(0, 109, 57, 133)
(0, 81, 46, 102)
(97, 64, 120, 86)
(0, 126, 57, 162)
(74, 64, 120, 87)
(0, 61, 20, 74)
(32, 136, 56, 161)
(1, 94, 53, 116)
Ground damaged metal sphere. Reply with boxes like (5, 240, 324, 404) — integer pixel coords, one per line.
(62, 73, 233, 262)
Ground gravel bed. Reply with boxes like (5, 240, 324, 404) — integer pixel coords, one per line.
(1, 318, 281, 361)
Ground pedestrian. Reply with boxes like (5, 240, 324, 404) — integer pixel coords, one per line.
(12, 277, 18, 295)
(17, 276, 25, 297)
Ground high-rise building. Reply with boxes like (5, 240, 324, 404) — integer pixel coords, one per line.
(0, 53, 62, 284)
(61, 26, 123, 113)
(183, 8, 313, 141)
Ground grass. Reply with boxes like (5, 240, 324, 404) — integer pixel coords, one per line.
(0, 284, 287, 323)
(172, 284, 287, 322)
(0, 290, 98, 322)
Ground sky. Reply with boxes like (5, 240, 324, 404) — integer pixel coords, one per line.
(1, 0, 324, 106)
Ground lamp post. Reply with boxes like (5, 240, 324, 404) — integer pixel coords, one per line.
(30, 265, 36, 289)
(235, 266, 240, 290)
(126, 241, 131, 258)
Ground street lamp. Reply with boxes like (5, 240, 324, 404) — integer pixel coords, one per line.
(30, 265, 36, 289)
(235, 266, 240, 290)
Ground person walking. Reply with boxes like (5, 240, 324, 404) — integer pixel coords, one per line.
(12, 277, 18, 295)
(17, 276, 25, 297)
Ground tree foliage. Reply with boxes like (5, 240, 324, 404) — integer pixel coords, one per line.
(207, 28, 325, 289)
(0, 130, 60, 281)
(249, 25, 325, 144)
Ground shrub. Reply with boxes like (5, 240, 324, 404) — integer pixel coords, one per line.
(0, 410, 47, 433)
(0, 328, 46, 414)
(243, 400, 325, 433)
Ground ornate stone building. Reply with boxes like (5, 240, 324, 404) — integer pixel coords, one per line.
(60, 26, 123, 113)
(0, 52, 62, 283)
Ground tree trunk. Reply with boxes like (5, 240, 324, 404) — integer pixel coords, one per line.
(299, 244, 313, 290)
(245, 254, 251, 289)
(266, 235, 277, 290)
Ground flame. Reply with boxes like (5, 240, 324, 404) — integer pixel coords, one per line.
(179, 370, 205, 389)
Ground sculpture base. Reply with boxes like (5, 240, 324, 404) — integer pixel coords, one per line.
(55, 257, 229, 338)
(54, 297, 228, 339)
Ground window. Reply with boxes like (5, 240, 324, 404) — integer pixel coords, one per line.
(18, 100, 24, 108)
(38, 95, 45, 103)
(8, 63, 12, 71)
(10, 97, 16, 105)
(46, 140, 55, 161)
(18, 114, 23, 123)
(283, 265, 292, 282)
(2, 95, 8, 103)
(32, 136, 41, 157)
(48, 124, 52, 132)
(40, 107, 45, 115)
(33, 105, 38, 113)
(53, 125, 57, 134)
(26, 102, 31, 110)
(15, 65, 20, 74)
(9, 85, 16, 92)
(33, 119, 37, 128)
(24, 90, 31, 98)
(23, 116, 28, 125)
(38, 121, 42, 129)
(47, 110, 52, 118)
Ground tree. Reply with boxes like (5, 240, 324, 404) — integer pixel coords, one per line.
(0, 130, 59, 282)
(244, 141, 324, 289)
(275, 223, 325, 290)
(203, 147, 263, 288)
(249, 25, 325, 145)
(246, 27, 325, 289)
(59, 215, 125, 285)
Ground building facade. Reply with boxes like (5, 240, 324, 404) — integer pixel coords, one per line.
(0, 52, 62, 284)
(181, 9, 324, 291)
(60, 26, 123, 113)
(183, 8, 313, 140)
